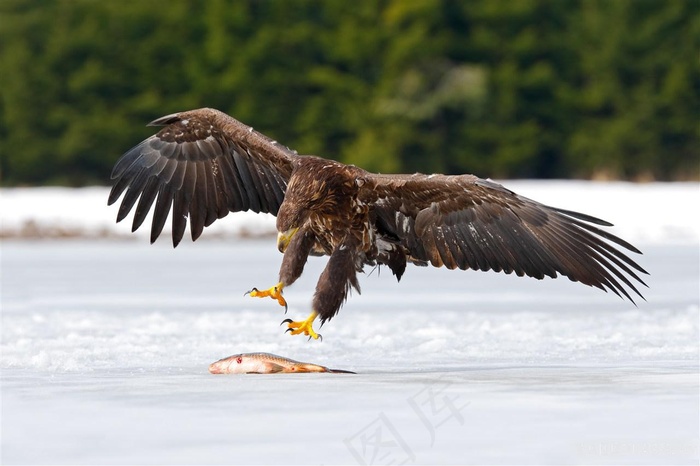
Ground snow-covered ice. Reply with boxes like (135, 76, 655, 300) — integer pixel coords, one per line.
(1, 182, 699, 465)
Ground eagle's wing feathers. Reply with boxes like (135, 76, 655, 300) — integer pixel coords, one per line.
(108, 108, 295, 246)
(365, 174, 648, 303)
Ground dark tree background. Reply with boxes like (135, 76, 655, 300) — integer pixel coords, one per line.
(1, 0, 698, 186)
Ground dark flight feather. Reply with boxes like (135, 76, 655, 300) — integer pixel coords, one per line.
(363, 173, 648, 303)
(108, 108, 295, 247)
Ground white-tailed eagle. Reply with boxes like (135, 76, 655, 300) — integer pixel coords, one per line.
(108, 108, 648, 340)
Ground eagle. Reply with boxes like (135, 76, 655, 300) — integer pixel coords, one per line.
(108, 108, 648, 340)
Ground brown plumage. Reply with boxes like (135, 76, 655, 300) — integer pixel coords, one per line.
(109, 108, 648, 337)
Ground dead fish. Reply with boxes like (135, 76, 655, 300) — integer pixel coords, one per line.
(208, 352, 355, 374)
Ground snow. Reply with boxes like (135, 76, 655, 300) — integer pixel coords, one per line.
(0, 187, 275, 240)
(1, 181, 699, 244)
(1, 182, 699, 464)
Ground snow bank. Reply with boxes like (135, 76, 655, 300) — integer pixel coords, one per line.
(1, 181, 698, 244)
(0, 186, 276, 241)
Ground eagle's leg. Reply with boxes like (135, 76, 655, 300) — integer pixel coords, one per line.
(246, 228, 315, 314)
(284, 239, 360, 341)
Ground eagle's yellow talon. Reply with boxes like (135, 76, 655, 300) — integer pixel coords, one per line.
(246, 282, 287, 312)
(282, 312, 321, 340)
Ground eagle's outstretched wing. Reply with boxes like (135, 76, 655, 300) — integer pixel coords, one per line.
(364, 173, 648, 303)
(108, 108, 296, 246)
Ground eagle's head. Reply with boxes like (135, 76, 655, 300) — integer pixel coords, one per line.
(275, 176, 319, 252)
(275, 157, 360, 253)
(276, 201, 304, 253)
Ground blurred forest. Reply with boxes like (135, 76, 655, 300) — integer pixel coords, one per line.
(1, 0, 698, 186)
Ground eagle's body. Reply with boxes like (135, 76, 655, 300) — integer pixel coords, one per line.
(109, 108, 648, 339)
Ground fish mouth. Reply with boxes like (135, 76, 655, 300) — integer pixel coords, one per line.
(208, 355, 237, 374)
(277, 227, 299, 253)
(208, 363, 223, 374)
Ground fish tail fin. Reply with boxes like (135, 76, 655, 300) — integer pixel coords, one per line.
(327, 368, 356, 374)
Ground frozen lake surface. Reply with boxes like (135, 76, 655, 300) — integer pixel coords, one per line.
(2, 238, 698, 465)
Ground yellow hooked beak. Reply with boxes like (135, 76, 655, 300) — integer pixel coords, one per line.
(277, 227, 299, 253)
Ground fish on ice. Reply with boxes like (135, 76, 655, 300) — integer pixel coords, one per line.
(209, 352, 355, 374)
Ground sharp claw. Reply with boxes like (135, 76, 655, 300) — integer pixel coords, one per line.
(244, 287, 258, 296)
(318, 334, 323, 342)
(279, 312, 320, 341)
